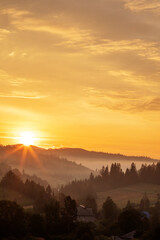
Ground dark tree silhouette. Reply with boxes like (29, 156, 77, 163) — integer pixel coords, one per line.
(140, 193, 150, 211)
(102, 196, 118, 221)
(0, 200, 25, 237)
(45, 199, 60, 234)
(62, 196, 77, 232)
(118, 209, 142, 234)
(85, 196, 97, 216)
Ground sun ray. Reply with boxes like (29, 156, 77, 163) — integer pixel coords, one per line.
(0, 130, 45, 173)
(28, 146, 44, 170)
(19, 146, 28, 171)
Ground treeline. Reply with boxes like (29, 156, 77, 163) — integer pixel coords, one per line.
(0, 170, 53, 212)
(0, 162, 48, 187)
(61, 162, 160, 199)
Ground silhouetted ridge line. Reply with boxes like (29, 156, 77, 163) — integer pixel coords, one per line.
(51, 148, 159, 162)
(0, 145, 159, 162)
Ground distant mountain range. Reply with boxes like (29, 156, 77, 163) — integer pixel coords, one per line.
(51, 147, 159, 162)
(0, 145, 159, 187)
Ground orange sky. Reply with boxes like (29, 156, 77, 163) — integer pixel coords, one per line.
(0, 0, 160, 158)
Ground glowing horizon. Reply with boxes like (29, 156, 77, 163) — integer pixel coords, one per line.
(19, 131, 35, 146)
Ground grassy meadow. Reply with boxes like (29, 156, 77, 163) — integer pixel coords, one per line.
(97, 183, 160, 209)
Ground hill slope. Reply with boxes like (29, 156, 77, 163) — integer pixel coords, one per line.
(51, 148, 159, 162)
(51, 148, 160, 171)
(0, 145, 92, 187)
(97, 183, 160, 209)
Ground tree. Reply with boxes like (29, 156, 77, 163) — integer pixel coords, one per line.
(46, 184, 53, 200)
(140, 193, 150, 211)
(118, 209, 142, 234)
(28, 213, 45, 236)
(62, 196, 77, 232)
(85, 196, 97, 215)
(0, 170, 23, 192)
(0, 200, 26, 237)
(109, 163, 124, 187)
(76, 222, 94, 240)
(124, 200, 134, 211)
(45, 199, 60, 234)
(102, 197, 118, 221)
(130, 162, 138, 183)
(89, 172, 94, 182)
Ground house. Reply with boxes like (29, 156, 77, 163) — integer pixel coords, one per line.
(121, 230, 136, 239)
(77, 205, 96, 223)
(112, 230, 136, 240)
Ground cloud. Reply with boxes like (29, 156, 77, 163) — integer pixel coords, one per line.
(8, 51, 15, 57)
(2, 7, 160, 64)
(0, 70, 47, 101)
(0, 28, 10, 40)
(1, 0, 159, 42)
(0, 1, 160, 114)
(0, 70, 27, 86)
(85, 87, 160, 113)
(0, 7, 92, 47)
(85, 39, 160, 63)
(142, 98, 160, 111)
(124, 0, 160, 13)
(1, 5, 159, 65)
(0, 92, 47, 99)
(0, 105, 40, 118)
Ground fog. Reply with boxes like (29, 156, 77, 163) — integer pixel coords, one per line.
(67, 157, 157, 172)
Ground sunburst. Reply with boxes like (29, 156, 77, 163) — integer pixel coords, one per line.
(19, 131, 35, 146)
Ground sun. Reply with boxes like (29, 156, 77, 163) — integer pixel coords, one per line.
(19, 131, 35, 146)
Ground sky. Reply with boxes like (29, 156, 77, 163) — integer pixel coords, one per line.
(0, 0, 160, 158)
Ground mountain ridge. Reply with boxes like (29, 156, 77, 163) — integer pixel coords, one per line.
(1, 144, 159, 162)
(49, 147, 160, 162)
(0, 144, 92, 186)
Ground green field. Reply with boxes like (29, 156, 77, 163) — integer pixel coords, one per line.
(97, 183, 160, 209)
(0, 187, 33, 207)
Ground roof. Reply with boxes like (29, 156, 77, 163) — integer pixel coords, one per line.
(77, 205, 94, 217)
(121, 230, 136, 239)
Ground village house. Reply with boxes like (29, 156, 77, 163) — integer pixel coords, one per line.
(77, 205, 96, 223)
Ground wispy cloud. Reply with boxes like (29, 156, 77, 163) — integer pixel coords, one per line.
(4, 8, 160, 63)
(85, 39, 160, 62)
(0, 70, 26, 86)
(0, 92, 47, 99)
(124, 0, 160, 13)
(0, 70, 47, 100)
(85, 87, 160, 113)
(1, 8, 92, 46)
(0, 28, 10, 40)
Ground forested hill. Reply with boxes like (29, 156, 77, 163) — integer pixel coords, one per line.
(51, 148, 159, 162)
(0, 145, 92, 186)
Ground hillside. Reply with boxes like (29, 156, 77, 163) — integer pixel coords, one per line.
(50, 148, 160, 171)
(1, 144, 159, 186)
(97, 183, 160, 209)
(51, 148, 159, 162)
(0, 145, 92, 187)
